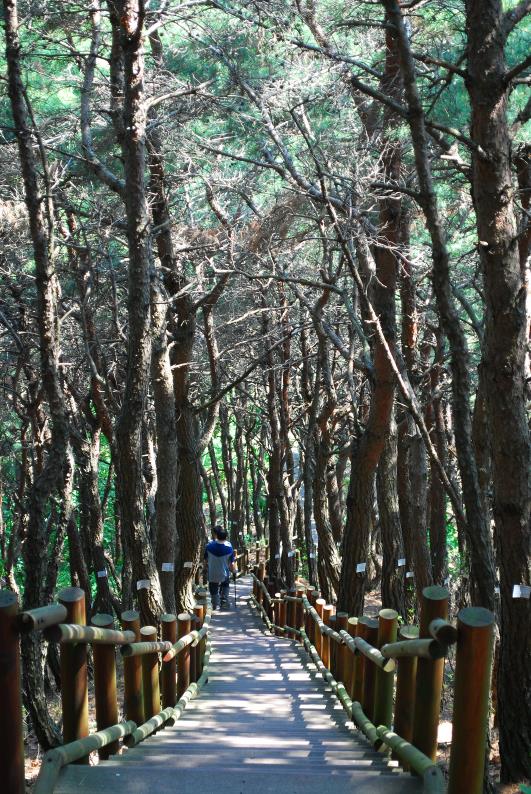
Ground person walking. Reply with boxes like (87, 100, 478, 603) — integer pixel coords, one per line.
(204, 525, 237, 610)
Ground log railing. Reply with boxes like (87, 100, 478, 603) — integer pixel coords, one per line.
(0, 587, 212, 794)
(249, 570, 494, 794)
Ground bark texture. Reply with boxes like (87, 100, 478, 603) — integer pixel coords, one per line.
(4, 0, 67, 748)
(113, 1, 163, 626)
(465, 0, 531, 778)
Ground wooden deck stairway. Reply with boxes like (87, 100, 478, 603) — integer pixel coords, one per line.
(55, 578, 421, 794)
(1, 554, 497, 794)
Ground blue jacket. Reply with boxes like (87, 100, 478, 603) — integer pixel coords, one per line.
(204, 540, 235, 584)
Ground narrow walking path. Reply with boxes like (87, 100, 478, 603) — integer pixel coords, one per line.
(56, 578, 421, 793)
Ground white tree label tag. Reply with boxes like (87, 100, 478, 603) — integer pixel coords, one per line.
(183, 561, 193, 569)
(161, 563, 174, 572)
(397, 558, 406, 567)
(137, 579, 150, 590)
(97, 570, 107, 578)
(356, 562, 366, 574)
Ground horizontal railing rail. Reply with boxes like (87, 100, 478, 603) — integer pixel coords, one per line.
(249, 566, 494, 794)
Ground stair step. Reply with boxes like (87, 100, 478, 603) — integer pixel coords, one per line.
(56, 766, 422, 794)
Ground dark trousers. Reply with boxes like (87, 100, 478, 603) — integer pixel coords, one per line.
(209, 578, 230, 608)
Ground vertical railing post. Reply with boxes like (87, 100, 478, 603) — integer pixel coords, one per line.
(362, 618, 379, 721)
(121, 610, 144, 725)
(91, 613, 119, 758)
(295, 586, 305, 643)
(336, 612, 349, 684)
(257, 562, 265, 608)
(141, 625, 160, 719)
(373, 608, 398, 728)
(273, 592, 280, 636)
(189, 615, 198, 683)
(393, 624, 418, 768)
(161, 613, 177, 708)
(266, 583, 276, 632)
(448, 607, 495, 794)
(278, 593, 287, 636)
(346, 616, 358, 699)
(322, 604, 334, 670)
(314, 598, 325, 660)
(352, 617, 369, 706)
(58, 587, 89, 756)
(267, 580, 276, 624)
(177, 613, 192, 699)
(194, 605, 205, 676)
(286, 587, 296, 639)
(0, 590, 24, 794)
(329, 612, 337, 676)
(307, 589, 317, 645)
(412, 585, 449, 761)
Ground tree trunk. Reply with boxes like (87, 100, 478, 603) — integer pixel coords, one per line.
(409, 430, 433, 601)
(248, 438, 265, 540)
(209, 441, 227, 526)
(4, 0, 68, 748)
(219, 404, 234, 524)
(201, 463, 217, 533)
(338, 16, 400, 613)
(383, 0, 496, 610)
(113, 1, 163, 626)
(313, 437, 341, 602)
(376, 413, 406, 616)
(465, 0, 531, 778)
(76, 429, 115, 616)
(151, 275, 178, 614)
(428, 337, 448, 584)
(326, 461, 343, 545)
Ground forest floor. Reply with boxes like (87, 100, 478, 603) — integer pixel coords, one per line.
(22, 595, 523, 793)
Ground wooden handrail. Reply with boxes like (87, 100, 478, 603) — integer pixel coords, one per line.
(375, 726, 445, 794)
(34, 722, 137, 794)
(0, 581, 212, 794)
(340, 629, 396, 672)
(251, 581, 493, 794)
(44, 623, 135, 645)
(381, 638, 447, 660)
(301, 596, 343, 644)
(162, 631, 196, 661)
(121, 640, 173, 657)
(18, 604, 67, 633)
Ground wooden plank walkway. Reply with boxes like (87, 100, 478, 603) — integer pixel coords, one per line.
(56, 578, 422, 794)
